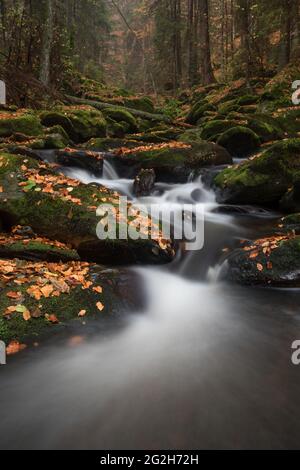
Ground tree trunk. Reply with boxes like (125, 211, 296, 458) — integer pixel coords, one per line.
(39, 0, 54, 86)
(198, 0, 215, 85)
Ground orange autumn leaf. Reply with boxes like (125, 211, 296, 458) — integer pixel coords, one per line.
(40, 284, 54, 298)
(23, 308, 31, 321)
(6, 291, 22, 300)
(249, 251, 259, 259)
(45, 314, 59, 324)
(96, 302, 105, 312)
(78, 310, 87, 317)
(93, 286, 103, 294)
(6, 340, 27, 355)
(257, 263, 264, 272)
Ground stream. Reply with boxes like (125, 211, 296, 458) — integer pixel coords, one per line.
(1, 158, 300, 449)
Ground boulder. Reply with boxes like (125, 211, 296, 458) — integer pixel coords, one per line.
(216, 126, 260, 157)
(113, 141, 232, 181)
(0, 153, 175, 265)
(133, 169, 156, 197)
(0, 259, 143, 344)
(0, 110, 42, 138)
(40, 106, 107, 143)
(214, 139, 300, 206)
(56, 148, 104, 176)
(222, 234, 300, 287)
(102, 107, 138, 134)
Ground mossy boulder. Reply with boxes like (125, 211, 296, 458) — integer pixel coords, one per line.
(275, 108, 300, 136)
(280, 181, 300, 213)
(0, 153, 175, 265)
(216, 126, 260, 157)
(222, 235, 300, 287)
(85, 137, 141, 152)
(214, 139, 300, 205)
(40, 106, 107, 143)
(218, 100, 240, 116)
(236, 95, 259, 106)
(200, 119, 238, 141)
(0, 111, 42, 138)
(102, 107, 138, 133)
(186, 101, 216, 125)
(30, 133, 68, 150)
(0, 260, 142, 344)
(281, 213, 300, 233)
(0, 232, 79, 262)
(124, 96, 155, 113)
(113, 142, 232, 181)
(56, 148, 104, 176)
(130, 128, 181, 144)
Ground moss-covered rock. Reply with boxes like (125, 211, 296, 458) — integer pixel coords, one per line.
(85, 137, 141, 152)
(0, 153, 175, 265)
(0, 232, 79, 262)
(281, 213, 300, 233)
(56, 148, 104, 176)
(0, 260, 142, 344)
(102, 107, 138, 133)
(216, 126, 260, 157)
(200, 119, 238, 141)
(223, 234, 300, 287)
(124, 96, 155, 113)
(186, 101, 216, 125)
(30, 133, 68, 150)
(236, 95, 259, 106)
(40, 106, 107, 143)
(113, 141, 232, 181)
(218, 100, 240, 116)
(130, 128, 181, 144)
(280, 181, 300, 213)
(214, 139, 300, 205)
(0, 111, 42, 138)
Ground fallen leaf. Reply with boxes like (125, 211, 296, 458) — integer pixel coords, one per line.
(6, 340, 27, 355)
(78, 310, 86, 317)
(93, 286, 103, 294)
(96, 302, 105, 312)
(257, 263, 264, 272)
(45, 313, 59, 324)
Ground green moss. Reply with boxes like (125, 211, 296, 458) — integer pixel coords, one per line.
(0, 267, 127, 344)
(216, 126, 260, 157)
(0, 112, 42, 138)
(85, 137, 141, 151)
(200, 119, 237, 141)
(186, 101, 216, 125)
(215, 139, 300, 205)
(0, 239, 79, 262)
(124, 96, 155, 113)
(237, 95, 259, 106)
(31, 133, 68, 150)
(226, 236, 300, 286)
(102, 107, 138, 133)
(40, 107, 107, 143)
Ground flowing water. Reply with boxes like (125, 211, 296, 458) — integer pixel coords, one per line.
(1, 159, 300, 450)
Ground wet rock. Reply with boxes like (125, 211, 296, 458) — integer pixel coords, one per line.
(280, 182, 300, 213)
(0, 153, 175, 265)
(216, 126, 260, 157)
(0, 259, 144, 344)
(40, 106, 107, 143)
(113, 141, 232, 182)
(222, 234, 300, 287)
(0, 110, 42, 138)
(133, 169, 156, 197)
(56, 148, 104, 176)
(214, 139, 300, 206)
(0, 231, 80, 262)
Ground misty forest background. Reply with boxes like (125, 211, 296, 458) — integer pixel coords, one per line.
(0, 0, 300, 104)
